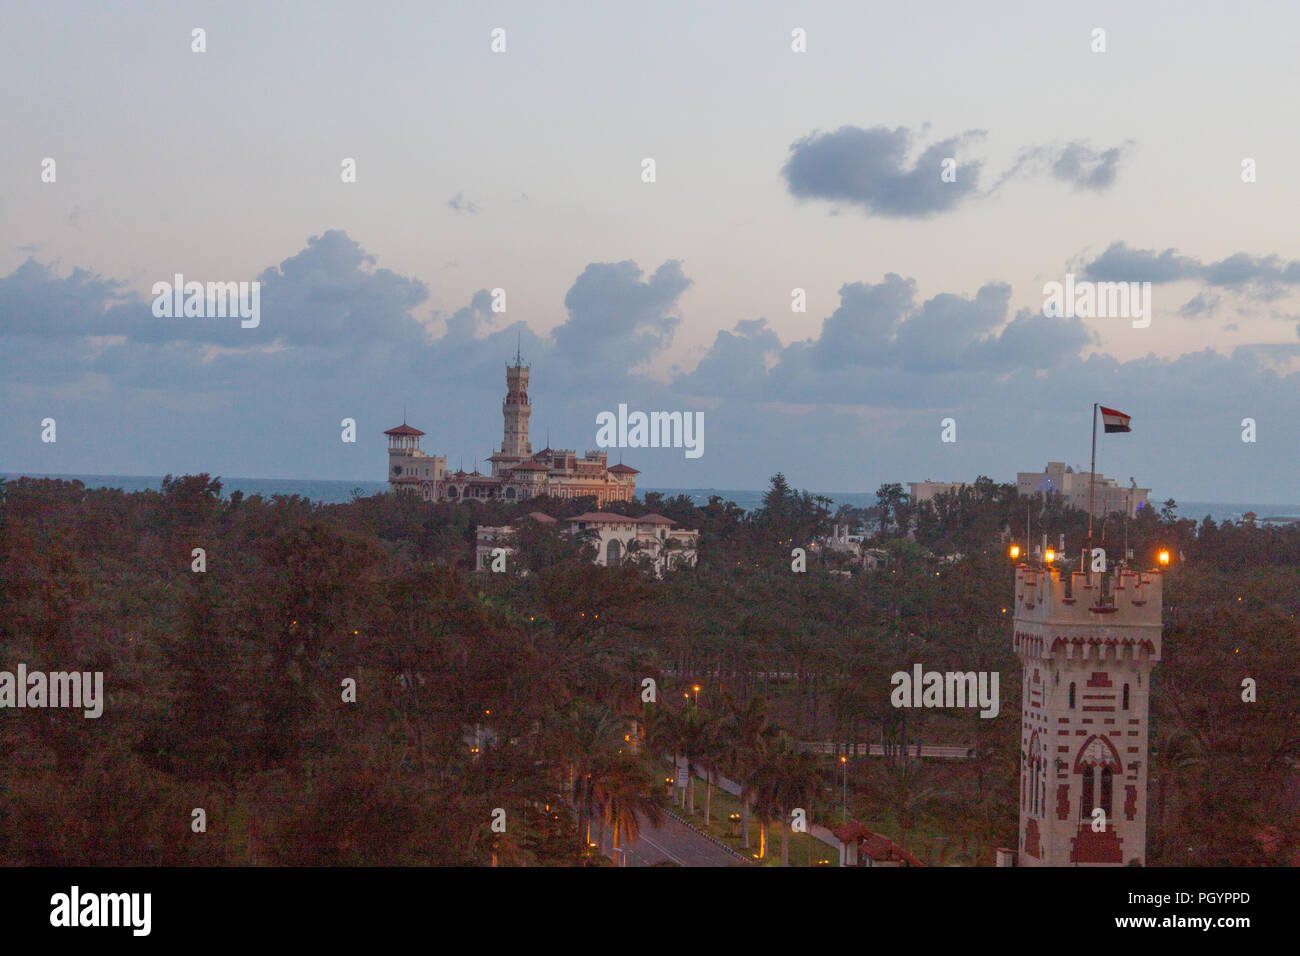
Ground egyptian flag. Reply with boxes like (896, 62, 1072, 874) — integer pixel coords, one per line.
(1100, 406, 1132, 433)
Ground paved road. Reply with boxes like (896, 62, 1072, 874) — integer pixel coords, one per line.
(604, 811, 748, 867)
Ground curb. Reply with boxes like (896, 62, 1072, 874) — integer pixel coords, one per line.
(662, 805, 755, 865)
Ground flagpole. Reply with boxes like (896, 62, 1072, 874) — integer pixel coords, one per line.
(1087, 402, 1098, 565)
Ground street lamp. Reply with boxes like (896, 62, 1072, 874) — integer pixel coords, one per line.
(1009, 544, 1021, 560)
(693, 685, 701, 708)
(1158, 549, 1170, 567)
(1044, 547, 1055, 565)
(840, 755, 848, 824)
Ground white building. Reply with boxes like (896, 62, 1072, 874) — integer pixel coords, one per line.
(1017, 462, 1150, 518)
(474, 510, 698, 575)
(907, 480, 969, 505)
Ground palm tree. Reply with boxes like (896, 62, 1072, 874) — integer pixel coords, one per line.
(720, 695, 773, 850)
(642, 706, 683, 804)
(870, 756, 940, 852)
(773, 744, 826, 867)
(677, 706, 712, 816)
(559, 701, 623, 859)
(747, 757, 783, 861)
(592, 755, 665, 866)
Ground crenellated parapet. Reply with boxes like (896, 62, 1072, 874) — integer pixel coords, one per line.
(1012, 557, 1165, 867)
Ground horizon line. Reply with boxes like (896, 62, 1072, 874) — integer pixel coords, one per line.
(2, 472, 1297, 511)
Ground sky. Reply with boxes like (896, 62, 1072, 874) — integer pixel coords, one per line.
(2, 0, 1298, 502)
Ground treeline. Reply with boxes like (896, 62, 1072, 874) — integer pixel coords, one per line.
(0, 474, 1296, 865)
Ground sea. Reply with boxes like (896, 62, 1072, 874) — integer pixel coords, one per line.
(3, 473, 1298, 526)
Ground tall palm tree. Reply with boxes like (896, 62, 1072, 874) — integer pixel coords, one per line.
(773, 744, 826, 867)
(592, 755, 665, 866)
(677, 706, 712, 816)
(559, 701, 623, 858)
(720, 695, 773, 850)
(643, 706, 683, 804)
(747, 757, 783, 861)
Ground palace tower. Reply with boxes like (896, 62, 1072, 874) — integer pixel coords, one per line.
(1013, 558, 1163, 866)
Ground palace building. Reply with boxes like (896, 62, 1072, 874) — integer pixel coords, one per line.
(1012, 556, 1164, 866)
(385, 356, 638, 506)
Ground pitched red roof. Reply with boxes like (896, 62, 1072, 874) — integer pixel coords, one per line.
(637, 513, 674, 525)
(510, 461, 549, 471)
(526, 511, 557, 524)
(830, 822, 925, 866)
(607, 463, 639, 474)
(567, 512, 635, 524)
(384, 423, 425, 437)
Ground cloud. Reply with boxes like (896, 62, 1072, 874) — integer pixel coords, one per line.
(811, 275, 916, 369)
(1084, 242, 1300, 302)
(681, 277, 1094, 407)
(447, 192, 479, 214)
(440, 289, 495, 342)
(1, 235, 1294, 499)
(1180, 292, 1220, 318)
(0, 259, 132, 339)
(1049, 142, 1127, 191)
(782, 125, 983, 218)
(990, 140, 1132, 194)
(675, 317, 782, 397)
(553, 259, 690, 378)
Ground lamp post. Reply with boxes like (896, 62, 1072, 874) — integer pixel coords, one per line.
(840, 755, 848, 824)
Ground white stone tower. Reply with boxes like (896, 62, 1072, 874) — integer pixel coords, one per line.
(501, 356, 531, 459)
(1012, 559, 1163, 866)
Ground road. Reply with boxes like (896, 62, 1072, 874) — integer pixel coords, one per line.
(603, 810, 750, 867)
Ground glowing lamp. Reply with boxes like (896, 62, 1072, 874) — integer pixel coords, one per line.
(1045, 548, 1055, 564)
(1158, 550, 1170, 566)
(1009, 544, 1021, 560)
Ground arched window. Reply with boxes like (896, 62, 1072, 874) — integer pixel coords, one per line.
(1123, 684, 1130, 710)
(1080, 770, 1094, 819)
(1069, 682, 1076, 709)
(505, 487, 516, 499)
(448, 486, 459, 498)
(606, 539, 622, 566)
(1100, 766, 1113, 817)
